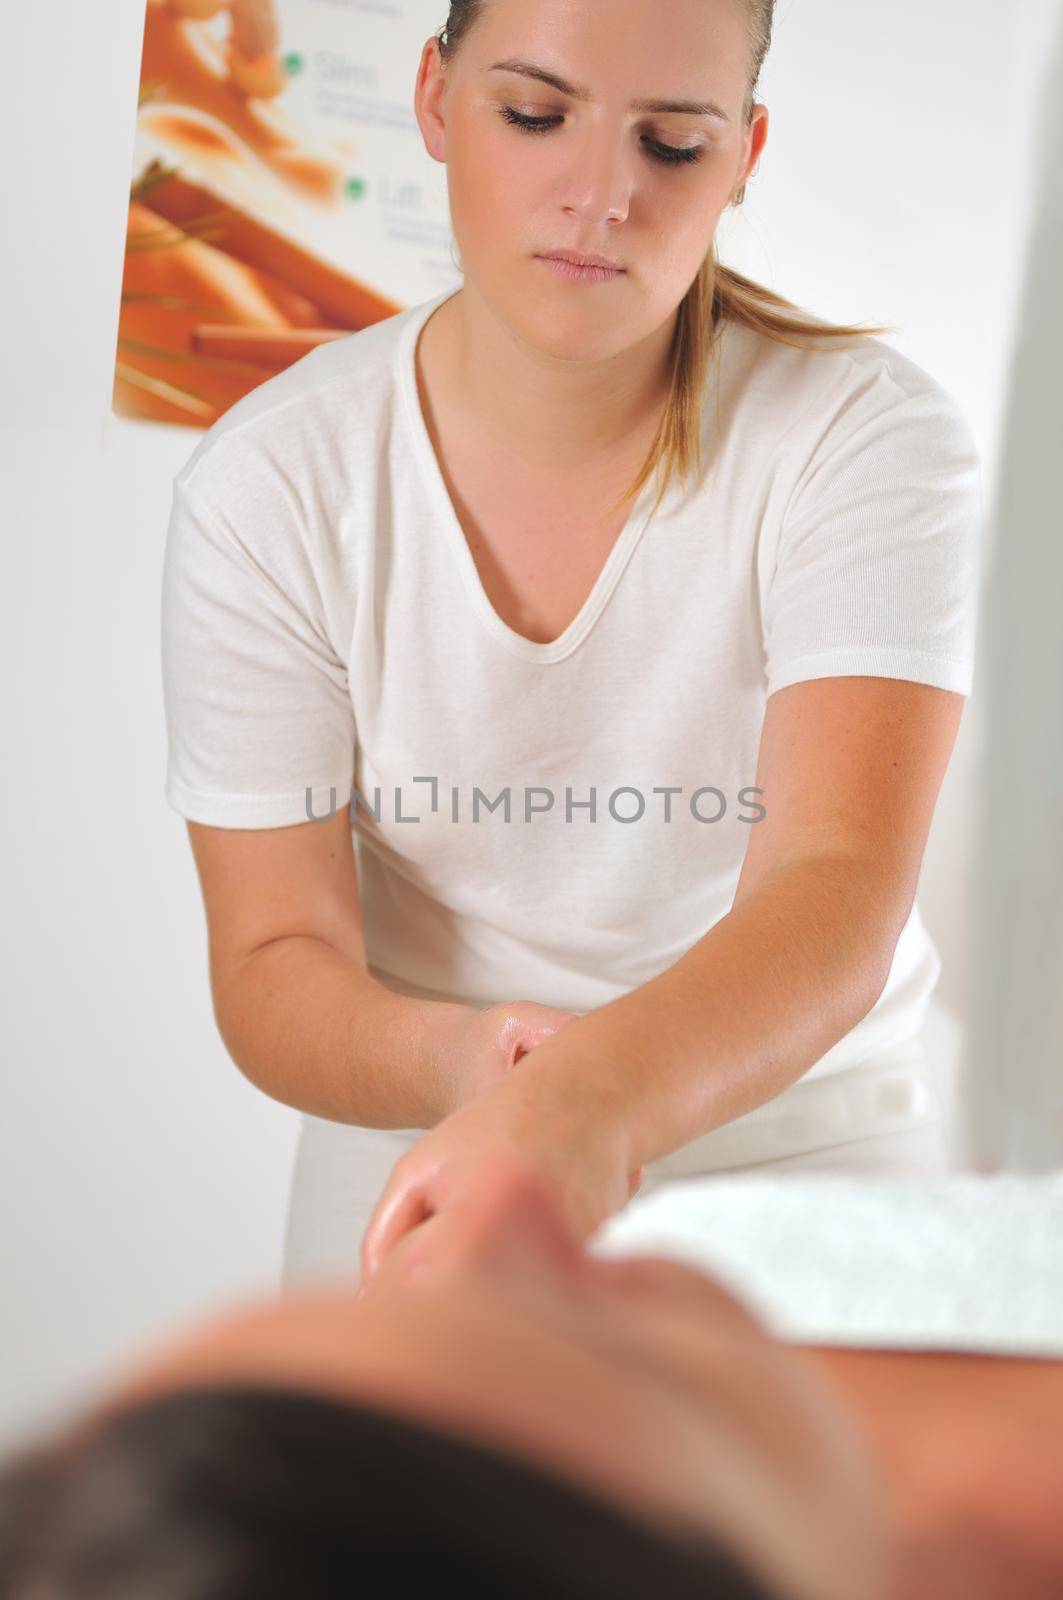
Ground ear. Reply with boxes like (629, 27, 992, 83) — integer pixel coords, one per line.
(740, 103, 770, 188)
(413, 36, 449, 164)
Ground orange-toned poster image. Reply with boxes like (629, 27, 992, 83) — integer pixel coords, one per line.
(115, 0, 454, 427)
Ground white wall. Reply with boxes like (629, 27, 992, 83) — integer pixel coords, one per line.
(1, 0, 1052, 1451)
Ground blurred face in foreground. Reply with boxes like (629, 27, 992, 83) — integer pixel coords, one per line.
(98, 1157, 889, 1600)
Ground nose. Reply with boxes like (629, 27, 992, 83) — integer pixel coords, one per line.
(559, 123, 632, 227)
(393, 1154, 593, 1291)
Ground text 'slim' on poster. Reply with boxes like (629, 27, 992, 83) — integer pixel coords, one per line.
(114, 0, 456, 430)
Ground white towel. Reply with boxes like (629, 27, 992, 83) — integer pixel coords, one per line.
(590, 1170, 1063, 1356)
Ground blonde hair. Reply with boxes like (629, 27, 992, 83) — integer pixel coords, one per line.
(436, 0, 897, 520)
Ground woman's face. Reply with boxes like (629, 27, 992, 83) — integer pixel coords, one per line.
(413, 0, 769, 362)
(99, 1157, 889, 1600)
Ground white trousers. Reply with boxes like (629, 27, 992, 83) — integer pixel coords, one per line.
(281, 1035, 950, 1289)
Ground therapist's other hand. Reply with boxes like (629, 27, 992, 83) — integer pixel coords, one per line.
(433, 999, 581, 1116)
(359, 1070, 639, 1287)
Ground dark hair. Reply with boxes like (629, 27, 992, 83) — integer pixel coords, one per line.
(435, 0, 897, 521)
(0, 1386, 788, 1598)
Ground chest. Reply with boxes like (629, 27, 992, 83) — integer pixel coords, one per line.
(430, 432, 648, 647)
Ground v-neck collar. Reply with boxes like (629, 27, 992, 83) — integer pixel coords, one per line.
(396, 286, 665, 666)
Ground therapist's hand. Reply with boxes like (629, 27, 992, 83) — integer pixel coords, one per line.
(432, 999, 582, 1116)
(359, 1068, 641, 1287)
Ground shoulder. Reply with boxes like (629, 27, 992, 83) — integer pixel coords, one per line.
(173, 293, 432, 505)
(714, 314, 979, 468)
(164, 293, 443, 598)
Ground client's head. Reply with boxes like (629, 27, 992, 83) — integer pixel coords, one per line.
(0, 1157, 888, 1600)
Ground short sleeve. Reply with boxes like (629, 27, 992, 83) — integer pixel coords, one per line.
(161, 469, 356, 829)
(763, 380, 983, 699)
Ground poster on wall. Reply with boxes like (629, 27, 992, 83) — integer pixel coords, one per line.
(113, 0, 457, 429)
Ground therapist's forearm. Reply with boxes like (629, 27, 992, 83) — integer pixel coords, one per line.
(213, 937, 472, 1127)
(516, 851, 904, 1171)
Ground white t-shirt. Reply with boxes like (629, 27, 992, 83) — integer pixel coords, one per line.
(162, 283, 981, 1105)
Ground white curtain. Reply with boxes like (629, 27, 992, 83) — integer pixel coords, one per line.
(966, 8, 1063, 1169)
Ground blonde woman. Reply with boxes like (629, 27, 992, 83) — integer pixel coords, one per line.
(161, 0, 982, 1288)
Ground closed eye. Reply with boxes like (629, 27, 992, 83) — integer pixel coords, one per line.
(495, 105, 705, 166)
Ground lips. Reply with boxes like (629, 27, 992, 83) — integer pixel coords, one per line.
(540, 251, 624, 270)
(535, 253, 627, 285)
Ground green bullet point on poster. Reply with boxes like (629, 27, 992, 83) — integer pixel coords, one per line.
(346, 177, 367, 201)
(283, 53, 304, 76)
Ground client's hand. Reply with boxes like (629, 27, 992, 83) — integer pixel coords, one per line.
(360, 1068, 640, 1287)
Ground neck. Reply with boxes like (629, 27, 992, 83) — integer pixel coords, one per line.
(430, 281, 676, 473)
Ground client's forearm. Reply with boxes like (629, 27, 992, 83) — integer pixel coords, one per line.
(213, 936, 472, 1127)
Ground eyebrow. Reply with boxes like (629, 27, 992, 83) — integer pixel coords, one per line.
(485, 58, 732, 122)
